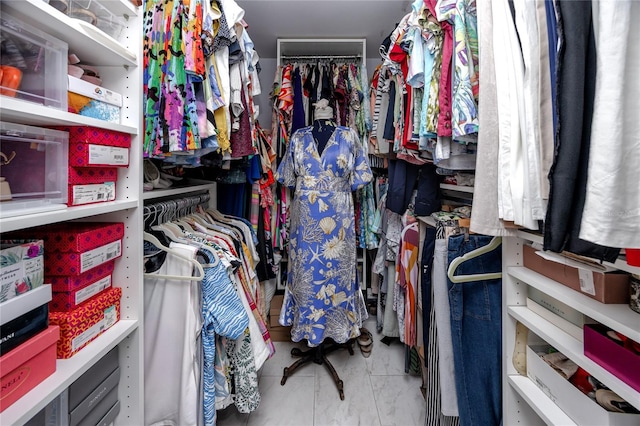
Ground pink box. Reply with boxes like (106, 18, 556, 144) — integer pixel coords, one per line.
(49, 287, 121, 359)
(584, 324, 640, 392)
(48, 260, 115, 292)
(0, 326, 60, 412)
(69, 142, 129, 168)
(45, 240, 122, 276)
(50, 274, 112, 312)
(68, 167, 119, 185)
(21, 222, 124, 253)
(50, 126, 131, 148)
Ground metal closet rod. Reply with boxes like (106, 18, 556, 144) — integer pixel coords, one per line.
(281, 55, 362, 60)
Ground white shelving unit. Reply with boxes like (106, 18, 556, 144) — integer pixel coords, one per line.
(0, 1, 143, 424)
(502, 234, 640, 425)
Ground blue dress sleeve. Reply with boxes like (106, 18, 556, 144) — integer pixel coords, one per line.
(275, 131, 298, 189)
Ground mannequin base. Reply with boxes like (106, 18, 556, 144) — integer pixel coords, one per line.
(280, 338, 355, 400)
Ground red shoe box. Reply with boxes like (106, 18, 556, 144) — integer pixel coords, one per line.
(20, 222, 123, 253)
(67, 167, 117, 206)
(68, 167, 118, 185)
(584, 324, 640, 393)
(48, 260, 115, 292)
(50, 273, 112, 312)
(27, 222, 123, 276)
(69, 143, 129, 168)
(44, 240, 121, 276)
(49, 287, 121, 359)
(49, 260, 114, 312)
(51, 126, 131, 148)
(0, 326, 60, 412)
(68, 182, 116, 206)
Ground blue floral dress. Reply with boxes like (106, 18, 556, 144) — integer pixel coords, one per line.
(276, 126, 373, 346)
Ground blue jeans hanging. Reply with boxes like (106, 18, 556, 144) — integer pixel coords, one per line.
(447, 234, 502, 426)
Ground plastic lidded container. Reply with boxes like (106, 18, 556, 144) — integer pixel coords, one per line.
(0, 10, 68, 110)
(0, 122, 69, 218)
(66, 0, 128, 40)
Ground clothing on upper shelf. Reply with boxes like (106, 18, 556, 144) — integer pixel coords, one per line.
(275, 125, 373, 346)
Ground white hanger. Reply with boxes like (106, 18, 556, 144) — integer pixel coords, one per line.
(447, 236, 502, 283)
(143, 232, 205, 281)
(174, 219, 195, 232)
(153, 223, 184, 242)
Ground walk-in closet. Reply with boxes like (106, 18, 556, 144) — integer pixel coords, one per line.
(1, 1, 638, 426)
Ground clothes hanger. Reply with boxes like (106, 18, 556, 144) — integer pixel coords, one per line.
(447, 236, 502, 283)
(174, 219, 195, 232)
(143, 231, 205, 281)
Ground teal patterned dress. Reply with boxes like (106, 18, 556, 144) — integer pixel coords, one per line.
(276, 126, 373, 346)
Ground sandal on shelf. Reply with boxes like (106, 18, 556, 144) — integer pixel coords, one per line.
(357, 327, 373, 358)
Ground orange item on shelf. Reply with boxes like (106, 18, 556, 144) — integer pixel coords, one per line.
(0, 66, 23, 97)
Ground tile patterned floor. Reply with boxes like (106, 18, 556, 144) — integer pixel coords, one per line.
(217, 319, 426, 426)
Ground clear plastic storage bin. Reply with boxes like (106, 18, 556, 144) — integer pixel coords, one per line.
(0, 8, 68, 110)
(0, 122, 68, 218)
(66, 0, 128, 40)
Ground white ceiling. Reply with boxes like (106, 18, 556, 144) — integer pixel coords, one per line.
(237, 0, 413, 59)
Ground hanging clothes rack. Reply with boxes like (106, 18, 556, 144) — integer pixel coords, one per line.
(280, 54, 362, 61)
(143, 192, 211, 229)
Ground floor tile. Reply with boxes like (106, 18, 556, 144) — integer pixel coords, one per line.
(313, 350, 381, 426)
(260, 341, 318, 377)
(370, 375, 425, 426)
(364, 329, 410, 376)
(246, 375, 316, 426)
(216, 405, 250, 426)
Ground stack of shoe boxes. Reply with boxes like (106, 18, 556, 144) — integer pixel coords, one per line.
(15, 222, 124, 359)
(25, 347, 121, 426)
(0, 241, 59, 413)
(51, 126, 131, 207)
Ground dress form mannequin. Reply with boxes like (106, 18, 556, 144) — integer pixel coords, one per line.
(278, 97, 361, 400)
(312, 98, 335, 155)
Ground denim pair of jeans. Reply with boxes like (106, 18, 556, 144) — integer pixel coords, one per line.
(447, 234, 502, 426)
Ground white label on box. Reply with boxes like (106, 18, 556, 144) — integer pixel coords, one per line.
(71, 304, 117, 352)
(75, 275, 112, 304)
(80, 241, 121, 273)
(578, 268, 596, 295)
(104, 305, 117, 329)
(88, 145, 129, 166)
(72, 317, 104, 352)
(72, 182, 116, 205)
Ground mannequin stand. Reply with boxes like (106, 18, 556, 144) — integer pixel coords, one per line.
(280, 338, 355, 400)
